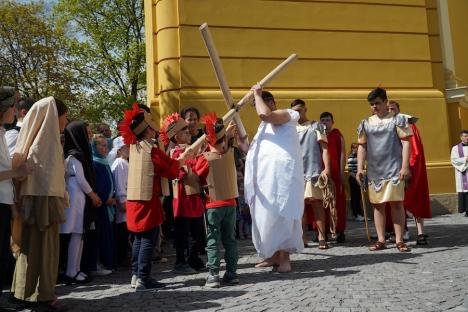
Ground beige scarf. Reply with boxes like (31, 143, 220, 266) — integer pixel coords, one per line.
(12, 96, 65, 198)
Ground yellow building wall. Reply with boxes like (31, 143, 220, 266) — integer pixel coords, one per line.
(145, 0, 456, 195)
(447, 0, 468, 85)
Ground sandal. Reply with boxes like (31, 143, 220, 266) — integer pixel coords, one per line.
(416, 234, 428, 245)
(369, 241, 386, 251)
(396, 241, 411, 252)
(318, 240, 329, 250)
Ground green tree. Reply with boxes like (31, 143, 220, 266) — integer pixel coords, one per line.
(55, 0, 147, 122)
(0, 1, 79, 104)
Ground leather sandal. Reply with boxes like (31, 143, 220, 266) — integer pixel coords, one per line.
(369, 241, 386, 251)
(396, 241, 411, 252)
(318, 240, 329, 250)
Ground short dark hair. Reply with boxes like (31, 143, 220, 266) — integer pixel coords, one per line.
(367, 87, 387, 102)
(181, 106, 200, 119)
(460, 130, 468, 135)
(320, 111, 334, 121)
(261, 91, 274, 103)
(290, 99, 305, 108)
(0, 86, 16, 113)
(54, 97, 68, 116)
(16, 97, 35, 112)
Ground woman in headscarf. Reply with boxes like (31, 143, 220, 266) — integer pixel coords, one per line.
(92, 134, 116, 272)
(60, 121, 101, 284)
(11, 96, 69, 309)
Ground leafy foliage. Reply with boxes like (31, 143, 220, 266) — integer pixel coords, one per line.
(0, 0, 146, 124)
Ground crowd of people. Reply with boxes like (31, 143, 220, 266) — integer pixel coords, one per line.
(0, 84, 448, 310)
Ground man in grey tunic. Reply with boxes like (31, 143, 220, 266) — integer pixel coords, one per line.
(291, 99, 330, 249)
(356, 88, 412, 252)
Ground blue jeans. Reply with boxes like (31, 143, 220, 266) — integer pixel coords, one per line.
(132, 227, 159, 281)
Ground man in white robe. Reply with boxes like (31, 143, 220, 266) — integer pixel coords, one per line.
(245, 84, 304, 273)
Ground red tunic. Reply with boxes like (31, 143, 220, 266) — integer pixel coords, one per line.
(171, 147, 204, 218)
(194, 155, 237, 209)
(126, 147, 179, 233)
(327, 128, 347, 232)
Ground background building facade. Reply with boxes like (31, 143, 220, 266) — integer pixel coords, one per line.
(144, 0, 468, 213)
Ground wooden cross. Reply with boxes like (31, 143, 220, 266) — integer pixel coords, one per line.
(185, 23, 298, 153)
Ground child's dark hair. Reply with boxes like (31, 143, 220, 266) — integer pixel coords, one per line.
(367, 87, 387, 102)
(181, 106, 200, 119)
(290, 99, 305, 107)
(320, 111, 334, 121)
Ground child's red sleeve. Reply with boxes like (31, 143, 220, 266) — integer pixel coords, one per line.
(193, 155, 209, 181)
(151, 147, 179, 180)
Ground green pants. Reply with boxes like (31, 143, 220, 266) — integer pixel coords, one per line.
(205, 205, 238, 274)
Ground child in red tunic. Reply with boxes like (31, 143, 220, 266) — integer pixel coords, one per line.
(120, 104, 189, 291)
(194, 113, 248, 288)
(161, 113, 205, 274)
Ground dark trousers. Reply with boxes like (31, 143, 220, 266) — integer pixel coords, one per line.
(96, 206, 115, 270)
(115, 222, 130, 266)
(162, 196, 174, 239)
(0, 204, 12, 294)
(132, 227, 159, 281)
(81, 230, 97, 274)
(348, 176, 363, 217)
(173, 216, 204, 264)
(59, 233, 71, 273)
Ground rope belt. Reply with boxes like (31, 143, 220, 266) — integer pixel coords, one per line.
(317, 174, 338, 234)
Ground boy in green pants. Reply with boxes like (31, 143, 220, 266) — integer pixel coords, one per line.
(194, 113, 248, 287)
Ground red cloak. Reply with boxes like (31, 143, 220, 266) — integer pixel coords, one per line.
(327, 129, 347, 232)
(404, 123, 431, 218)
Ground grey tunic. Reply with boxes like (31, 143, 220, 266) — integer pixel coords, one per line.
(357, 114, 409, 191)
(296, 121, 327, 183)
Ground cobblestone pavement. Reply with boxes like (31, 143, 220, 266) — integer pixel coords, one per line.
(6, 213, 468, 312)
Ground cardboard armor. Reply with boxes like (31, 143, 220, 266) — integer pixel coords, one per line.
(203, 149, 238, 201)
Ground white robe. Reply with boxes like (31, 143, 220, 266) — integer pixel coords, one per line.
(450, 144, 468, 193)
(111, 157, 128, 224)
(245, 109, 304, 258)
(61, 155, 93, 234)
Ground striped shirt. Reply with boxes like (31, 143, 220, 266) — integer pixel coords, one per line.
(347, 154, 358, 174)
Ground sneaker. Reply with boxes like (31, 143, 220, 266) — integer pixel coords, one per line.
(89, 269, 112, 276)
(222, 271, 239, 285)
(130, 275, 138, 288)
(172, 263, 197, 275)
(355, 215, 365, 222)
(205, 273, 220, 288)
(135, 278, 166, 292)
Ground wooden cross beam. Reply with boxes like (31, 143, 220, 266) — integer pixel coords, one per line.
(183, 23, 298, 154)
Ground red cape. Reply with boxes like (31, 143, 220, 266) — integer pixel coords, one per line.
(404, 123, 431, 218)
